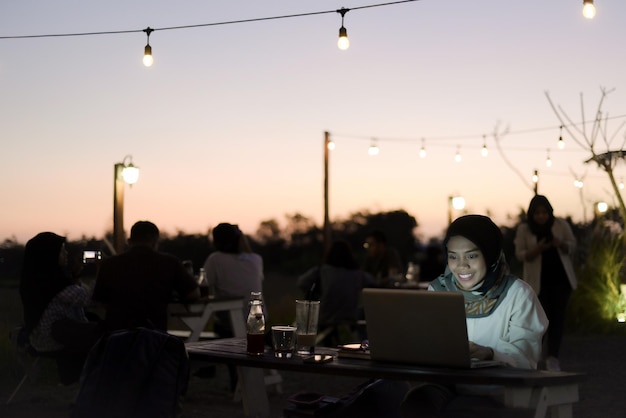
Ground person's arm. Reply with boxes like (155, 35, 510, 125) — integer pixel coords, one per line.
(52, 284, 91, 307)
(514, 224, 546, 262)
(488, 281, 548, 368)
(469, 342, 494, 360)
(297, 267, 318, 295)
(552, 218, 576, 254)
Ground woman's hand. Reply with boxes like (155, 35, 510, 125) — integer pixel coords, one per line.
(469, 341, 494, 361)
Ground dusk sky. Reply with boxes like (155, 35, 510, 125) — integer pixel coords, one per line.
(2, 0, 626, 245)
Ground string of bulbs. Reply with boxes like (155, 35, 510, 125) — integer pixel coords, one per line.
(0, 0, 600, 67)
(326, 113, 626, 178)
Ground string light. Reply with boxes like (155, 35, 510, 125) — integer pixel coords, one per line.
(574, 179, 584, 188)
(142, 27, 154, 67)
(582, 0, 596, 19)
(481, 135, 488, 157)
(337, 8, 350, 51)
(419, 138, 426, 158)
(368, 139, 380, 156)
(327, 139, 336, 150)
(455, 146, 462, 163)
(620, 178, 624, 190)
(558, 125, 565, 150)
(546, 149, 552, 167)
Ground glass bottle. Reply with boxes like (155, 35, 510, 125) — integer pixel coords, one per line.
(246, 291, 266, 355)
(197, 267, 209, 298)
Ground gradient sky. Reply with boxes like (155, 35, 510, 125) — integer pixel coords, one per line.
(1, 0, 626, 245)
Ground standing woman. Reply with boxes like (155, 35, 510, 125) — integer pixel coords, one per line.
(514, 195, 578, 371)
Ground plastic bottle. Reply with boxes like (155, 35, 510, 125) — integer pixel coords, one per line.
(246, 291, 266, 355)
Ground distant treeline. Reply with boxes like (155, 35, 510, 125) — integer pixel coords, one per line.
(0, 208, 594, 284)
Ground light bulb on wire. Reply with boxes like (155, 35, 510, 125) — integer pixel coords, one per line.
(419, 138, 426, 158)
(327, 139, 336, 151)
(337, 8, 350, 50)
(481, 135, 488, 157)
(558, 126, 564, 150)
(142, 27, 154, 67)
(368, 139, 379, 156)
(546, 149, 552, 168)
(582, 0, 596, 19)
(455, 146, 462, 163)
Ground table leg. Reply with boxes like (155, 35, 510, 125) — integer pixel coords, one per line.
(503, 385, 577, 418)
(237, 366, 270, 417)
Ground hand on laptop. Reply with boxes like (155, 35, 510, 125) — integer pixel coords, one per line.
(469, 342, 494, 361)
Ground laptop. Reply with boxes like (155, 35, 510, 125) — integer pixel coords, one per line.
(362, 288, 501, 369)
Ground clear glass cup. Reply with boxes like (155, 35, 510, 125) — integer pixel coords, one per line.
(271, 325, 297, 358)
(295, 300, 320, 356)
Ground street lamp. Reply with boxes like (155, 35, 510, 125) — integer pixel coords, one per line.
(113, 155, 139, 254)
(323, 132, 332, 256)
(448, 195, 465, 225)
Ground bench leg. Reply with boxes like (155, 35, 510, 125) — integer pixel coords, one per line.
(6, 357, 40, 404)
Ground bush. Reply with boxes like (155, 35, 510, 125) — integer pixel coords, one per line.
(567, 226, 626, 335)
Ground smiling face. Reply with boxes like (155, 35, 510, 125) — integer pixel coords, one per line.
(446, 235, 487, 290)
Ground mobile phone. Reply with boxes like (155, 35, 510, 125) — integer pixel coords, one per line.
(82, 250, 102, 264)
(302, 354, 334, 364)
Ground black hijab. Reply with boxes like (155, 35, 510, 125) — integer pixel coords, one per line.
(526, 195, 555, 241)
(443, 214, 503, 294)
(19, 232, 73, 332)
(436, 215, 515, 317)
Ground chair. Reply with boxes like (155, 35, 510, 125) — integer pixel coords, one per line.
(6, 326, 60, 404)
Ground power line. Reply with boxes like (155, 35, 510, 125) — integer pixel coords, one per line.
(0, 0, 420, 40)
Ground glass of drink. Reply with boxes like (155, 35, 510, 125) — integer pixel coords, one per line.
(271, 325, 297, 358)
(295, 300, 320, 356)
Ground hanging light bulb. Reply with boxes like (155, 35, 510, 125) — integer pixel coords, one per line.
(337, 8, 350, 50)
(573, 179, 584, 189)
(368, 140, 379, 156)
(327, 139, 336, 151)
(142, 27, 154, 67)
(481, 135, 488, 157)
(620, 178, 624, 190)
(419, 138, 426, 158)
(582, 0, 596, 19)
(546, 149, 552, 167)
(455, 146, 462, 163)
(558, 126, 565, 150)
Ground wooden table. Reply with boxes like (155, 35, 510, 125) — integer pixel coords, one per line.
(168, 297, 245, 342)
(186, 338, 585, 418)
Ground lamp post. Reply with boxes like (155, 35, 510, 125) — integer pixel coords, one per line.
(447, 195, 465, 225)
(113, 155, 140, 254)
(323, 131, 332, 256)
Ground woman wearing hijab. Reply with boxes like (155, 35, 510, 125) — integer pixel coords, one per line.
(514, 195, 578, 372)
(19, 232, 102, 384)
(401, 215, 548, 416)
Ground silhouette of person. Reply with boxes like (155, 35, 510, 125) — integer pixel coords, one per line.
(362, 229, 403, 287)
(298, 239, 375, 345)
(93, 221, 199, 332)
(514, 195, 578, 371)
(19, 232, 103, 384)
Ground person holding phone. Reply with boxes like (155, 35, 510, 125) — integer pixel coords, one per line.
(514, 195, 578, 371)
(19, 232, 103, 384)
